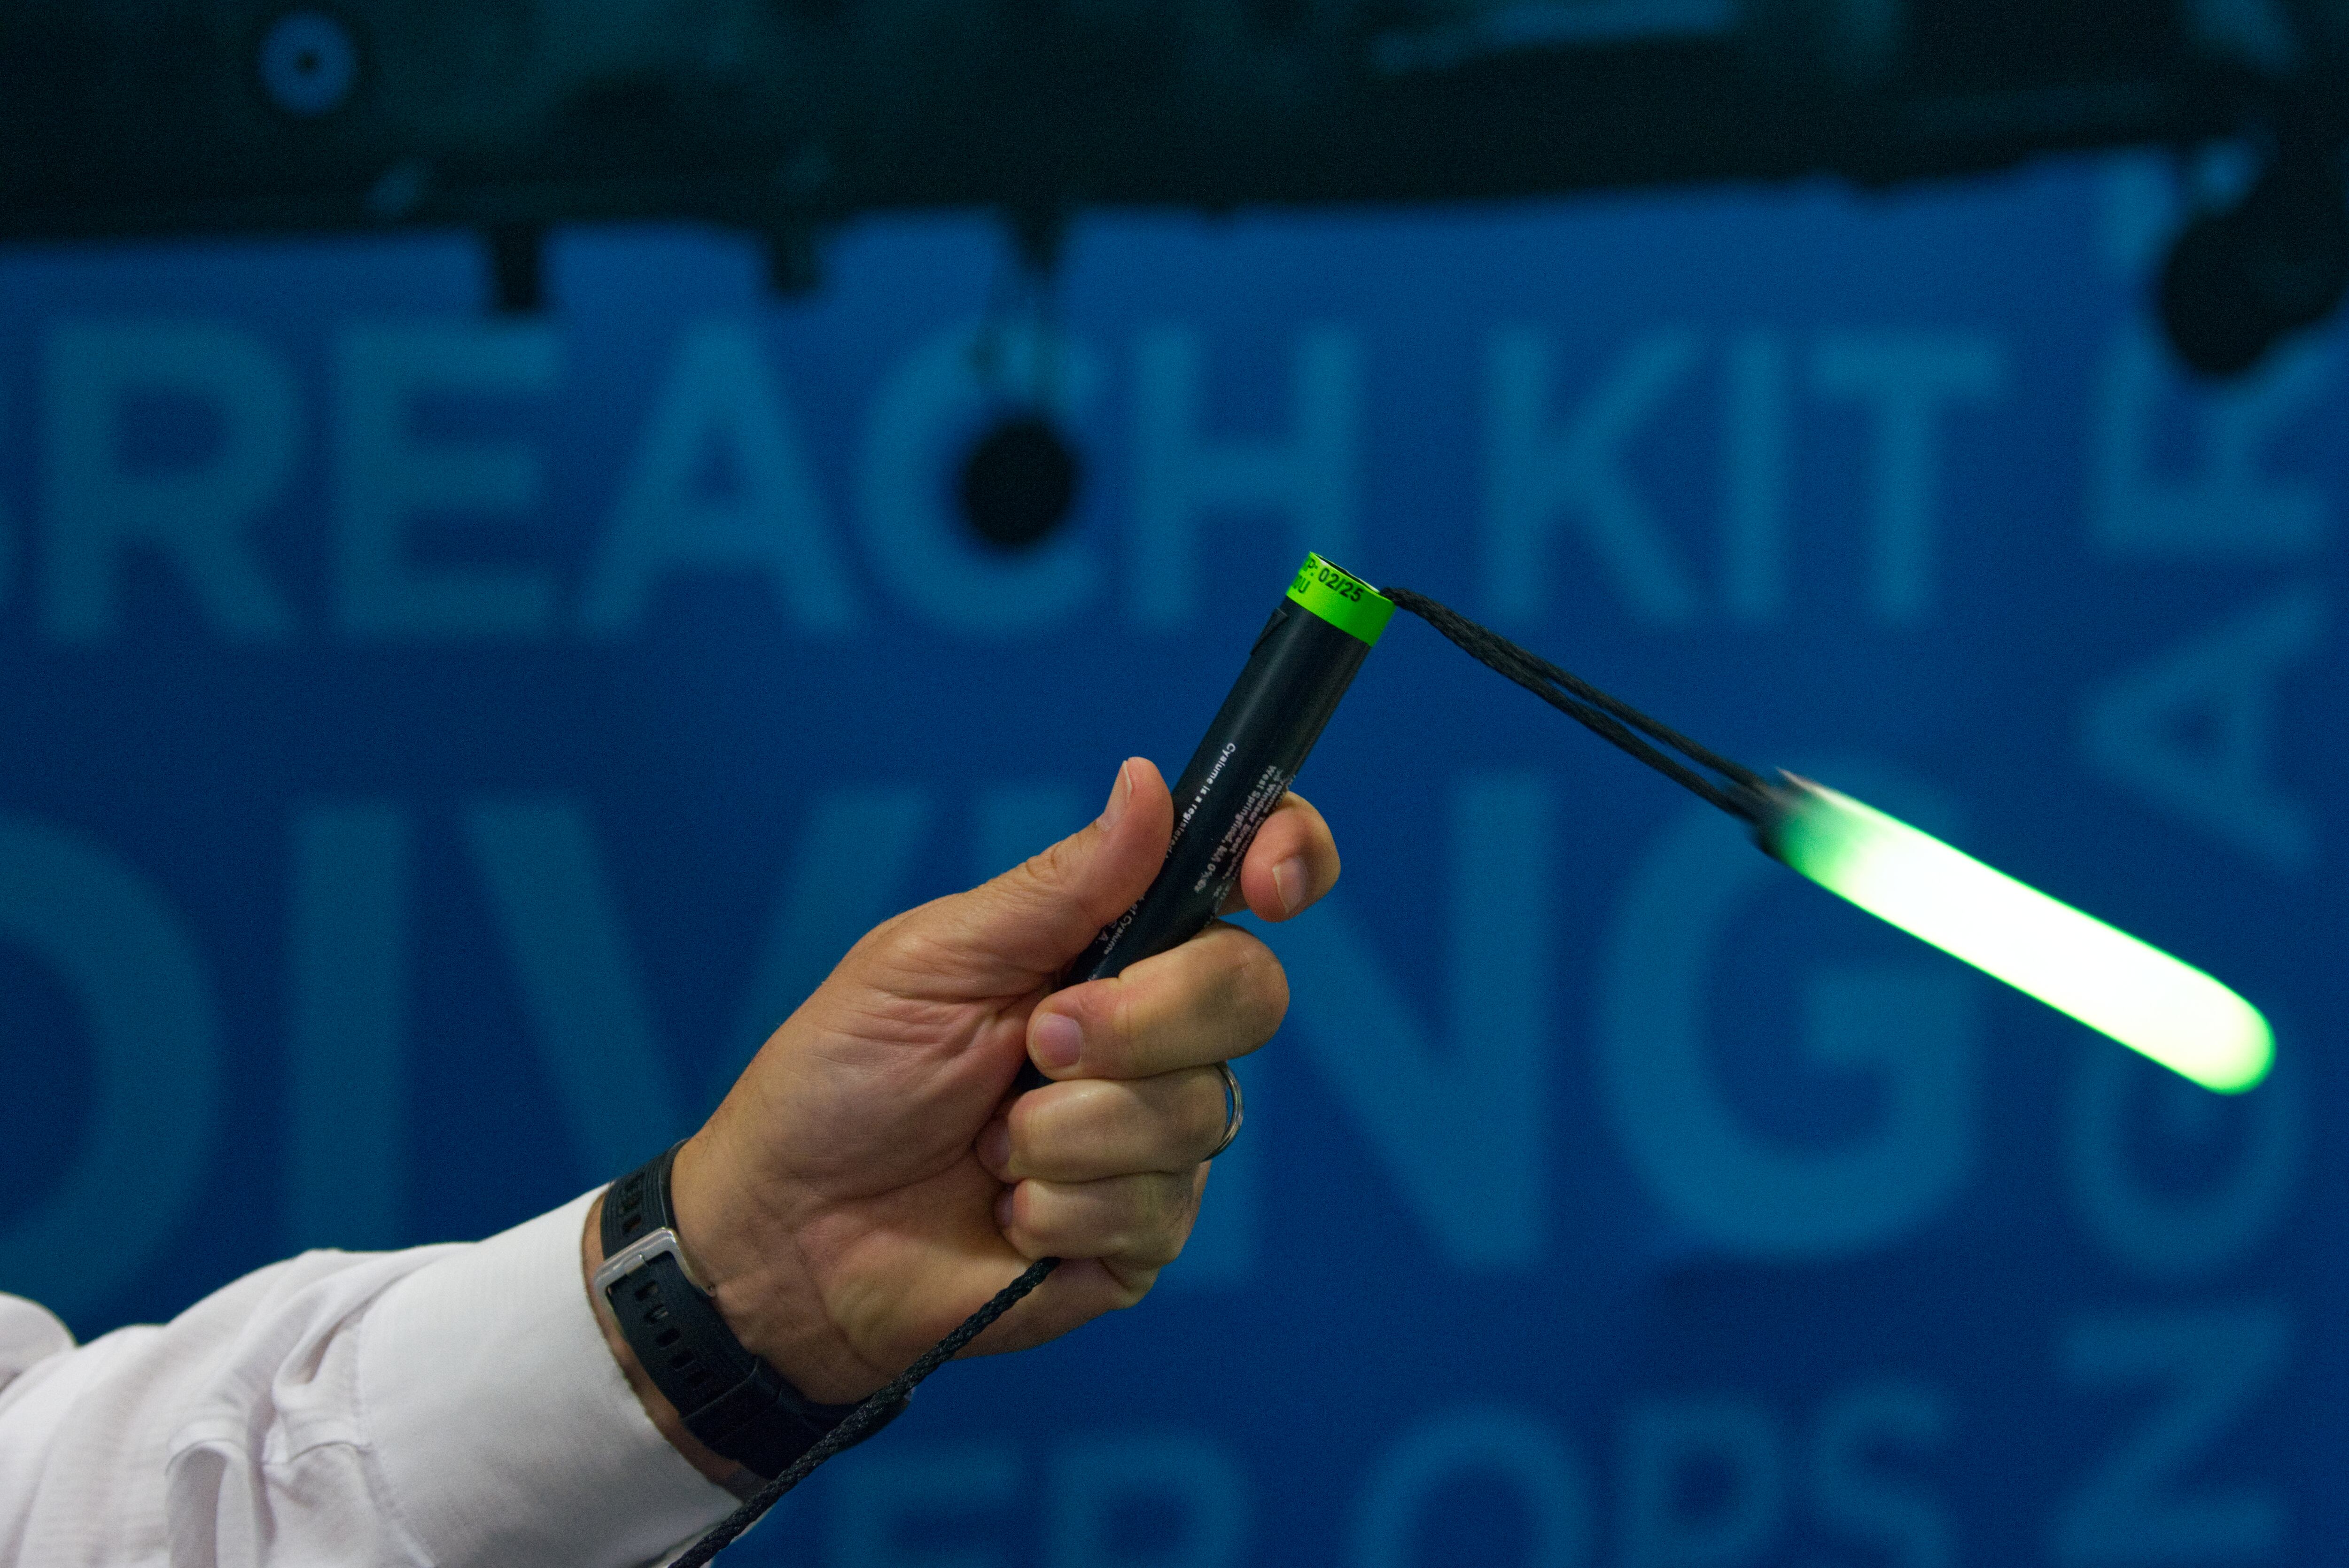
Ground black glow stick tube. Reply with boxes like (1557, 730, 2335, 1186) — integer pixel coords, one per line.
(1017, 553, 1392, 1087)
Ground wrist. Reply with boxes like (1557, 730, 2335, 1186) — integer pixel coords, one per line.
(579, 1192, 745, 1491)
(668, 1130, 887, 1405)
(590, 1143, 904, 1480)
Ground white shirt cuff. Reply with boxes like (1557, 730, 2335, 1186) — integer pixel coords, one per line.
(358, 1189, 735, 1568)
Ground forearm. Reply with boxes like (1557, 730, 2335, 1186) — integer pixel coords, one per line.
(0, 1246, 454, 1567)
(0, 1194, 733, 1568)
(357, 1190, 736, 1566)
(580, 1187, 747, 1492)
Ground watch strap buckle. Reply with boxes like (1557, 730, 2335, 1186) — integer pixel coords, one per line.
(593, 1224, 710, 1301)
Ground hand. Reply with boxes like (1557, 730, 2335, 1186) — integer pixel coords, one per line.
(583, 757, 1339, 1467)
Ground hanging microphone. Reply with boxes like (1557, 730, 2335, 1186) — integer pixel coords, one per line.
(1016, 552, 1391, 1087)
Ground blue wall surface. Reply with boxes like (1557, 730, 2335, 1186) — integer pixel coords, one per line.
(0, 152, 2339, 1566)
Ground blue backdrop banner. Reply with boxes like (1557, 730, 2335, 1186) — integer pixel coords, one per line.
(0, 152, 2338, 1566)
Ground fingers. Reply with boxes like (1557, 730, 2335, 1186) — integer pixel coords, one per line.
(1224, 792, 1340, 921)
(979, 1068, 1232, 1183)
(943, 1163, 1213, 1362)
(958, 1082, 1227, 1353)
(916, 761, 1322, 1347)
(994, 1166, 1207, 1272)
(1028, 921, 1285, 1082)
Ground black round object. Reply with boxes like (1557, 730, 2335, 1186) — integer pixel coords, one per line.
(258, 11, 361, 117)
(2160, 211, 2284, 378)
(957, 415, 1081, 551)
(2159, 152, 2349, 379)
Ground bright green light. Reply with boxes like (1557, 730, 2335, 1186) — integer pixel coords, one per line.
(1763, 777, 2272, 1094)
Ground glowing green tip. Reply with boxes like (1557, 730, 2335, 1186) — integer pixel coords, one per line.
(1761, 777, 2273, 1094)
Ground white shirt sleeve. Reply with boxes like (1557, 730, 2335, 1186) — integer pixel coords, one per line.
(0, 1189, 736, 1568)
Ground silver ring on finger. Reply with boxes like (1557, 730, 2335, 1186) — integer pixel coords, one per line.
(1206, 1061, 1244, 1159)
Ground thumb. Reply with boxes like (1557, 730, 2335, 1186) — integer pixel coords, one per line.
(958, 757, 1174, 981)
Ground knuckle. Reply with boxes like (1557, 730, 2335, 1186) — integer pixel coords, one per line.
(1105, 987, 1144, 1067)
(1231, 937, 1288, 1035)
(1136, 1177, 1196, 1265)
(1134, 1238, 1182, 1269)
(1020, 1189, 1064, 1244)
(1090, 1178, 1172, 1262)
(1151, 1169, 1194, 1220)
(1021, 836, 1081, 894)
(1049, 1084, 1120, 1172)
(854, 909, 919, 968)
(1003, 1094, 1044, 1166)
(1100, 1259, 1158, 1309)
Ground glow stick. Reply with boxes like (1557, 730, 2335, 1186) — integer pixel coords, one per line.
(1761, 776, 2272, 1093)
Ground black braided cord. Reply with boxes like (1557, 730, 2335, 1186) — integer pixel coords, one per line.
(670, 585, 1757, 1564)
(1383, 587, 1773, 822)
(671, 1257, 1061, 1568)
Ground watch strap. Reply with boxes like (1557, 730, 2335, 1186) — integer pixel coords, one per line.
(597, 1144, 897, 1479)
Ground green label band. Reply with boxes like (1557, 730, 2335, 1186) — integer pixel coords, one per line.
(1287, 553, 1395, 645)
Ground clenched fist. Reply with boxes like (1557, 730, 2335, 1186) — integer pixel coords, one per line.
(584, 756, 1341, 1479)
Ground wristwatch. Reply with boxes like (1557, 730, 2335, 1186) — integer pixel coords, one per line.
(594, 1144, 900, 1485)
